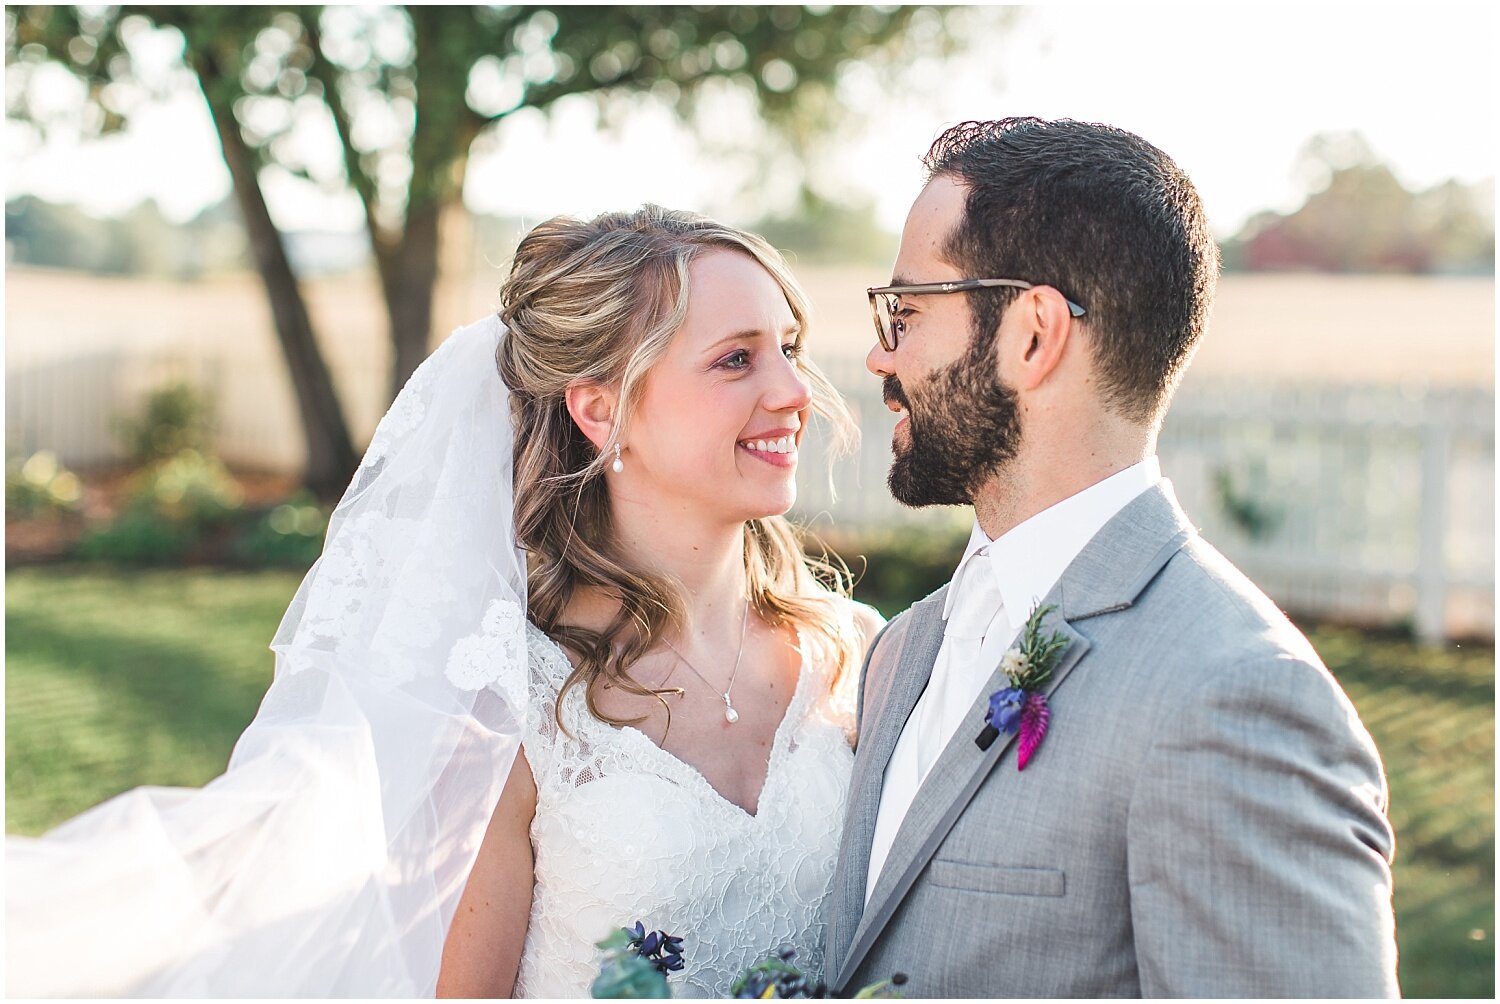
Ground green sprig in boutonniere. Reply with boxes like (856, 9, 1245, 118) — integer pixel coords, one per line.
(974, 603, 1070, 769)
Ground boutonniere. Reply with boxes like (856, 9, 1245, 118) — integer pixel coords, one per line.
(975, 603, 1069, 769)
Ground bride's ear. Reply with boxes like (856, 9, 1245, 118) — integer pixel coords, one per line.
(564, 379, 619, 450)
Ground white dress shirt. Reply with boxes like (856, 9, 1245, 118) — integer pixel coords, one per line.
(864, 458, 1161, 903)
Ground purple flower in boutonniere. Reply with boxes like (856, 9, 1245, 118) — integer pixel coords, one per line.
(975, 603, 1069, 770)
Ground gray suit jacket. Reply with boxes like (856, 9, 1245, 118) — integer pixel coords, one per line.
(824, 481, 1398, 997)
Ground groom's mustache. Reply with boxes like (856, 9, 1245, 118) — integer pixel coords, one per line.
(883, 376, 910, 415)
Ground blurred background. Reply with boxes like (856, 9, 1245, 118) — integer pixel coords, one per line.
(4, 5, 1493, 996)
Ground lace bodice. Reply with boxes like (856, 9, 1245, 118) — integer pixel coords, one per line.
(513, 622, 855, 998)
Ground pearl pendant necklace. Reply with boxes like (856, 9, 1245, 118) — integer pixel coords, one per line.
(663, 599, 751, 725)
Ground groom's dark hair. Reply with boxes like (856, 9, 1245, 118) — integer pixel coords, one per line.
(923, 117, 1219, 425)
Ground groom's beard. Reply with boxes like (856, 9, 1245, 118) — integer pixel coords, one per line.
(885, 346, 1022, 508)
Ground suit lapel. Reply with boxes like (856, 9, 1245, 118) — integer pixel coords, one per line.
(839, 605, 1089, 983)
(833, 481, 1199, 989)
(826, 589, 946, 978)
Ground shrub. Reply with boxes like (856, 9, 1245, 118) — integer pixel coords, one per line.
(5, 451, 83, 519)
(75, 507, 197, 564)
(819, 525, 971, 617)
(230, 494, 328, 568)
(75, 449, 242, 565)
(116, 382, 214, 466)
(136, 449, 243, 524)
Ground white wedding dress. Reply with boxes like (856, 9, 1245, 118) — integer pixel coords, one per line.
(514, 622, 855, 998)
(4, 317, 859, 998)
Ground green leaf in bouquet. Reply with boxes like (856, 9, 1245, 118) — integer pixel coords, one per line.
(590, 949, 671, 998)
(851, 973, 909, 998)
(592, 926, 672, 998)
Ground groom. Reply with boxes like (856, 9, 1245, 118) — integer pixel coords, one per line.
(825, 118, 1399, 997)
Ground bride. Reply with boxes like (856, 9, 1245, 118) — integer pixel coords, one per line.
(443, 206, 880, 997)
(6, 206, 879, 998)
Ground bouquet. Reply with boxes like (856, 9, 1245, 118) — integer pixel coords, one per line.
(591, 921, 907, 999)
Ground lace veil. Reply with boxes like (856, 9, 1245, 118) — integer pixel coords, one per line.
(6, 315, 526, 996)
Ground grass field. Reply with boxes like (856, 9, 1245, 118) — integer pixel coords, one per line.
(5, 566, 1493, 997)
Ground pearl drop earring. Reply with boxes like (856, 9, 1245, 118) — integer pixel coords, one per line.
(610, 443, 624, 473)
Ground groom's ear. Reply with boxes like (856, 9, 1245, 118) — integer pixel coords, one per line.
(564, 379, 619, 449)
(1005, 286, 1077, 392)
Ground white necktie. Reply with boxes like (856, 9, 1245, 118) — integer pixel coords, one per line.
(915, 551, 1004, 779)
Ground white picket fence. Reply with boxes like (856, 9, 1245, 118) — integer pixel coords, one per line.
(793, 359, 1495, 644)
(4, 345, 389, 473)
(6, 349, 1493, 643)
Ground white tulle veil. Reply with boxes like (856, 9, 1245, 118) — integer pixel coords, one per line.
(6, 315, 526, 996)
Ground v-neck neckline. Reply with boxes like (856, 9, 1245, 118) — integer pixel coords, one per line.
(616, 632, 810, 821)
(531, 623, 812, 821)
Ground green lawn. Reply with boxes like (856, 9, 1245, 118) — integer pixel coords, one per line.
(5, 566, 298, 834)
(5, 566, 1494, 997)
(1310, 626, 1495, 998)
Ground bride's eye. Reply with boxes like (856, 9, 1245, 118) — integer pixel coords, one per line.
(718, 349, 751, 370)
(782, 342, 803, 361)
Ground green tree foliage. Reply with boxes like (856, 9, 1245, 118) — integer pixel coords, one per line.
(748, 190, 896, 266)
(1223, 131, 1495, 274)
(5, 194, 249, 276)
(7, 5, 964, 497)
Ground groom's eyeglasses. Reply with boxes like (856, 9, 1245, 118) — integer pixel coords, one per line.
(867, 279, 1087, 352)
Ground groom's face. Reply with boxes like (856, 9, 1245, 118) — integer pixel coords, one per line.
(868, 176, 1023, 507)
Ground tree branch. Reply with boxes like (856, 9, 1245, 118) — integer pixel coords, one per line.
(301, 10, 391, 258)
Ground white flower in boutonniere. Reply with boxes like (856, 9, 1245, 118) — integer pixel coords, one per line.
(999, 648, 1029, 679)
(975, 603, 1070, 770)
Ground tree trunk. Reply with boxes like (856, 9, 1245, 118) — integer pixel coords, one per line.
(192, 52, 359, 501)
(385, 198, 443, 399)
(374, 6, 477, 399)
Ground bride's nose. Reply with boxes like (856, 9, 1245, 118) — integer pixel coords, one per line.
(765, 354, 813, 412)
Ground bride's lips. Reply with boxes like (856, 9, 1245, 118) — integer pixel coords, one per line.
(737, 429, 800, 469)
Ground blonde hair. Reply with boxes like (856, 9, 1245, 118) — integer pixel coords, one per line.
(496, 205, 860, 731)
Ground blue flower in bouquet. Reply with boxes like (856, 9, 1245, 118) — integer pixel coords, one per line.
(629, 921, 685, 975)
(591, 921, 682, 998)
(730, 947, 907, 999)
(731, 947, 824, 998)
(594, 924, 905, 999)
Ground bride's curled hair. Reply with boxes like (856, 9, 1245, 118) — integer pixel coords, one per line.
(497, 205, 860, 730)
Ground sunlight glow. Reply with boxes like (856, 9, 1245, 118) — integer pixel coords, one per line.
(3, 6, 1494, 236)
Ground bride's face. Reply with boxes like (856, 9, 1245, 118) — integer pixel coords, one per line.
(624, 249, 813, 526)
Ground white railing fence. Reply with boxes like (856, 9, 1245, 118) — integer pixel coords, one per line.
(5, 347, 388, 473)
(795, 359, 1494, 645)
(6, 350, 1493, 643)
